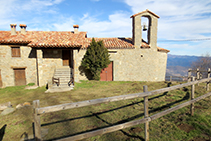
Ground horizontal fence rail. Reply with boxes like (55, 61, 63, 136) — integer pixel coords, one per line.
(165, 76, 187, 82)
(188, 68, 210, 82)
(37, 78, 211, 115)
(57, 92, 211, 141)
(33, 77, 211, 141)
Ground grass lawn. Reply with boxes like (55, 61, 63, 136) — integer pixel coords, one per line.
(0, 81, 211, 141)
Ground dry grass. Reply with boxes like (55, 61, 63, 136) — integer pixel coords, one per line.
(0, 81, 210, 141)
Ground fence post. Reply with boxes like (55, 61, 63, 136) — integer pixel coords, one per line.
(188, 69, 191, 82)
(196, 68, 200, 86)
(33, 100, 42, 141)
(190, 77, 195, 116)
(143, 85, 149, 141)
(206, 68, 210, 91)
(170, 76, 172, 82)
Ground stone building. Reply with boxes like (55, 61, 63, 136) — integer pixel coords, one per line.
(0, 9, 169, 88)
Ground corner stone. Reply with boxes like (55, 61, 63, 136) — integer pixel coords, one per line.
(1, 108, 15, 116)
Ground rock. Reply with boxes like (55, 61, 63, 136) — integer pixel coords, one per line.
(16, 104, 23, 109)
(23, 102, 31, 106)
(0, 102, 12, 110)
(1, 108, 15, 115)
(25, 85, 38, 90)
(0, 105, 7, 111)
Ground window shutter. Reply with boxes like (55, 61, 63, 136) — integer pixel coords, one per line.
(11, 47, 21, 57)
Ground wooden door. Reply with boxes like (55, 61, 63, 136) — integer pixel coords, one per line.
(100, 62, 113, 81)
(62, 50, 70, 66)
(0, 70, 2, 87)
(14, 68, 26, 86)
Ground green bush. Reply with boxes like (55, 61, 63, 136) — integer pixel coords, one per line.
(81, 38, 110, 80)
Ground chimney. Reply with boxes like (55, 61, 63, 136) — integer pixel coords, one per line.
(73, 25, 79, 34)
(19, 24, 27, 34)
(10, 24, 17, 35)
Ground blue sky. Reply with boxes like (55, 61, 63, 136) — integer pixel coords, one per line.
(0, 0, 211, 56)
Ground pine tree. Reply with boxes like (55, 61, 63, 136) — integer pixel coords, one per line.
(81, 38, 110, 80)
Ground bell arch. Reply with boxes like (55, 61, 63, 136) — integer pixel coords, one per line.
(141, 15, 151, 44)
(131, 9, 159, 51)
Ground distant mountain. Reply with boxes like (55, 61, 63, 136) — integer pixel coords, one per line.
(166, 54, 201, 76)
(167, 54, 200, 67)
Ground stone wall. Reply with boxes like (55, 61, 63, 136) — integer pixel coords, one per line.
(0, 45, 37, 87)
(37, 49, 63, 86)
(74, 48, 167, 82)
(132, 11, 158, 51)
(0, 46, 66, 87)
(0, 45, 167, 87)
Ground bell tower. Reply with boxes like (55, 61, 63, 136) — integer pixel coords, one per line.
(131, 9, 160, 51)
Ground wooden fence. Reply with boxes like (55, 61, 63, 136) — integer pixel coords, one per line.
(188, 68, 210, 82)
(165, 75, 188, 82)
(33, 77, 211, 141)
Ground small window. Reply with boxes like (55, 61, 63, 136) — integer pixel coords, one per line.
(11, 47, 21, 57)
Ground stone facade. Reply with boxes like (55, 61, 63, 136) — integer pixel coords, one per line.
(74, 48, 167, 82)
(132, 10, 159, 50)
(0, 10, 169, 87)
(0, 46, 66, 87)
(0, 45, 36, 87)
(36, 49, 64, 86)
(74, 10, 168, 82)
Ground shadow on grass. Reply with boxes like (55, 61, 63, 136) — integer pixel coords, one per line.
(0, 124, 7, 141)
(42, 92, 168, 127)
(43, 89, 191, 141)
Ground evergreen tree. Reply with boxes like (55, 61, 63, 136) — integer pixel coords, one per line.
(81, 38, 110, 80)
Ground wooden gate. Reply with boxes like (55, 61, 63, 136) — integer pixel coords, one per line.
(100, 62, 113, 81)
(14, 68, 26, 86)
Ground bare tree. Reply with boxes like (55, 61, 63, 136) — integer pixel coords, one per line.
(191, 52, 211, 78)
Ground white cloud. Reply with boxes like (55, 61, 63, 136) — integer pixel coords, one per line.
(80, 13, 89, 21)
(0, 0, 65, 31)
(124, 0, 211, 39)
(0, 0, 210, 56)
(79, 11, 131, 37)
(125, 0, 211, 39)
(53, 17, 75, 31)
(124, 0, 211, 55)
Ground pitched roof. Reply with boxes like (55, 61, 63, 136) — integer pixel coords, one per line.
(0, 30, 169, 52)
(130, 9, 160, 18)
(84, 38, 135, 49)
(0, 31, 87, 48)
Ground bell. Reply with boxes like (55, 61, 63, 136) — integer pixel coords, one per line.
(143, 25, 147, 31)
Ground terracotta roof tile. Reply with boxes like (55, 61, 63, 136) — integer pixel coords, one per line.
(130, 9, 160, 18)
(83, 38, 135, 49)
(0, 30, 169, 52)
(0, 31, 87, 48)
(157, 47, 170, 53)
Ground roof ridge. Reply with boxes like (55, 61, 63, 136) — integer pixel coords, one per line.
(130, 9, 160, 18)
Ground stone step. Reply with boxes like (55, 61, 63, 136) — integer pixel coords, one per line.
(54, 73, 71, 75)
(56, 67, 71, 70)
(54, 72, 71, 74)
(55, 70, 71, 72)
(54, 75, 71, 77)
(54, 74, 71, 76)
(54, 77, 71, 80)
(45, 87, 73, 93)
(51, 84, 74, 88)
